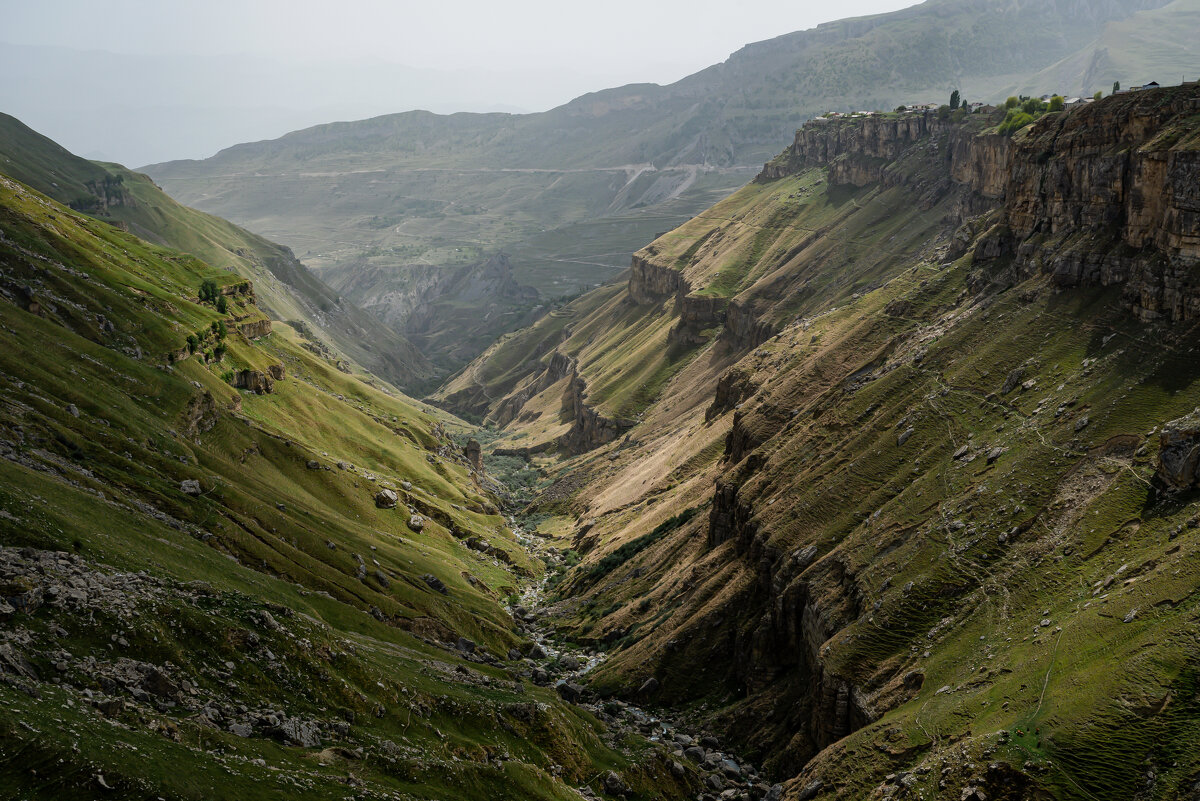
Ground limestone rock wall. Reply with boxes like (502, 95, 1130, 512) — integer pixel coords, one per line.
(996, 86, 1200, 321)
(628, 255, 688, 304)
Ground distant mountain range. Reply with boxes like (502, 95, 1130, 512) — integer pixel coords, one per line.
(144, 0, 1199, 382)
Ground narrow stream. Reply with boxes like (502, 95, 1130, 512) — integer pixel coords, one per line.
(508, 519, 784, 801)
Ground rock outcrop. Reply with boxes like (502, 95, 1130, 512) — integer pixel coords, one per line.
(232, 369, 274, 395)
(558, 373, 634, 456)
(766, 85, 1200, 324)
(236, 319, 273, 339)
(1157, 412, 1200, 489)
(669, 294, 727, 345)
(629, 255, 687, 305)
(704, 478, 873, 770)
(721, 301, 776, 350)
(992, 85, 1200, 321)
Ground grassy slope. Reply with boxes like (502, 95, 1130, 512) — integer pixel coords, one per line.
(0, 112, 433, 389)
(458, 101, 1200, 798)
(0, 176, 690, 801)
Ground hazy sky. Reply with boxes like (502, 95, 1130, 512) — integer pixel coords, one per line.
(7, 0, 917, 85)
(2, 0, 921, 165)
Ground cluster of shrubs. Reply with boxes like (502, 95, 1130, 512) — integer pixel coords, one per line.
(198, 278, 229, 314)
(582, 506, 702, 584)
(185, 319, 228, 361)
(996, 94, 1070, 136)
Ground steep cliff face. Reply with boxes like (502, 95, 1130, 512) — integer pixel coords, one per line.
(982, 85, 1200, 321)
(628, 254, 689, 304)
(669, 294, 727, 346)
(558, 371, 635, 455)
(765, 108, 1013, 211)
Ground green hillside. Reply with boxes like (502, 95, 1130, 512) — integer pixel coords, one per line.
(0, 112, 433, 390)
(0, 173, 701, 800)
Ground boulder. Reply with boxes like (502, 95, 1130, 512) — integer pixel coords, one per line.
(602, 771, 628, 795)
(0, 642, 38, 680)
(1000, 368, 1025, 395)
(374, 489, 398, 509)
(638, 676, 660, 694)
(408, 515, 426, 532)
(278, 717, 321, 748)
(228, 722, 253, 737)
(421, 574, 448, 594)
(554, 680, 584, 703)
(796, 780, 824, 801)
(1157, 412, 1200, 489)
(180, 479, 203, 496)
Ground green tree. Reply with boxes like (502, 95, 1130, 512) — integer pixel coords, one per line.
(1113, 81, 1120, 93)
(1021, 97, 1045, 115)
(1093, 90, 1103, 100)
(199, 279, 219, 303)
(1048, 95, 1065, 112)
(998, 110, 1035, 136)
(186, 334, 199, 353)
(950, 89, 960, 109)
(1005, 96, 1019, 109)
(216, 295, 228, 314)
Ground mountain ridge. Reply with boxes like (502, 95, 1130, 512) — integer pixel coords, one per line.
(0, 111, 434, 388)
(144, 0, 1196, 383)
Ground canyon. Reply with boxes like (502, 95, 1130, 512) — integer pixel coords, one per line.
(3, 5, 1200, 798)
(440, 82, 1200, 799)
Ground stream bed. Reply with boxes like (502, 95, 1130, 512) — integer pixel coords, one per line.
(506, 520, 787, 801)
